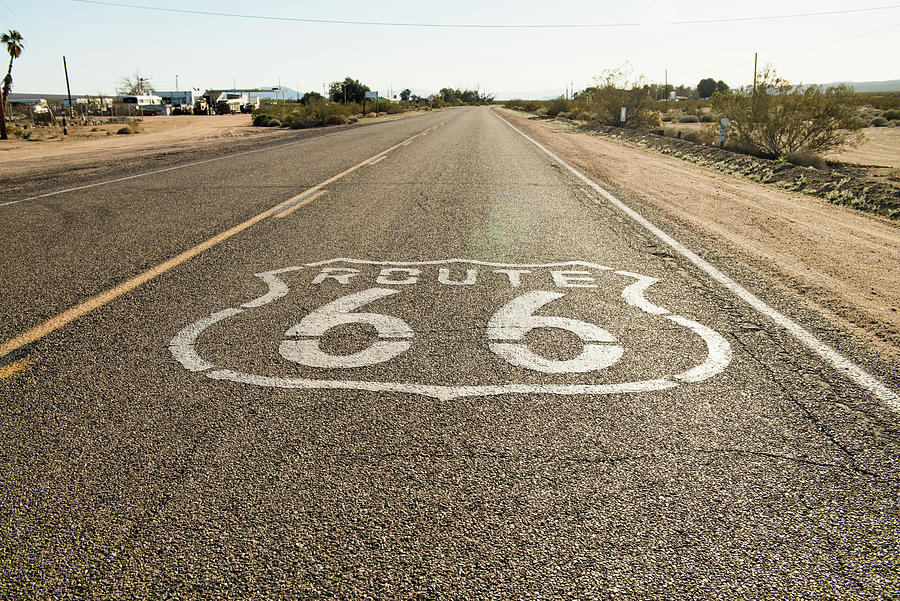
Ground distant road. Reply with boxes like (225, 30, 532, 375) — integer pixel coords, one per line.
(1, 106, 897, 599)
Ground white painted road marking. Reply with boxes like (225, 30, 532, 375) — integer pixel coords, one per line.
(169, 259, 732, 401)
(493, 110, 900, 411)
(280, 288, 414, 369)
(486, 291, 623, 374)
(0, 129, 352, 209)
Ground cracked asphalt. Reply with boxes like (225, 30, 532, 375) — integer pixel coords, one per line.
(1, 106, 898, 599)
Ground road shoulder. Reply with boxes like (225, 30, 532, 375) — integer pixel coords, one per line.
(494, 107, 900, 362)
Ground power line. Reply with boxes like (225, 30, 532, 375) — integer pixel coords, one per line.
(769, 21, 900, 59)
(70, 0, 900, 29)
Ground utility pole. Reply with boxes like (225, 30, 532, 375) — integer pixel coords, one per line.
(63, 56, 74, 119)
(664, 69, 668, 109)
(176, 74, 178, 92)
(753, 52, 758, 94)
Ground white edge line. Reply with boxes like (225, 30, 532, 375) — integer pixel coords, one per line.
(492, 110, 899, 410)
(1, 112, 442, 208)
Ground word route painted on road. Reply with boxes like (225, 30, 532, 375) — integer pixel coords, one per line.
(170, 259, 732, 400)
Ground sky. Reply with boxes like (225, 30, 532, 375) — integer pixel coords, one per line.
(0, 0, 898, 98)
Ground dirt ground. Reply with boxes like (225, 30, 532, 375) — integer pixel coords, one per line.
(0, 110, 434, 179)
(0, 114, 283, 177)
(828, 127, 900, 170)
(497, 107, 900, 361)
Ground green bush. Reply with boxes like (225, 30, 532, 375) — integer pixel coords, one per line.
(870, 116, 888, 127)
(116, 126, 133, 134)
(879, 109, 900, 120)
(266, 119, 282, 127)
(679, 115, 699, 123)
(699, 114, 713, 122)
(785, 151, 826, 169)
(660, 114, 673, 122)
(253, 114, 270, 126)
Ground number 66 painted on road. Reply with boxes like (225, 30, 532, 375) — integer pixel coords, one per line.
(280, 287, 623, 374)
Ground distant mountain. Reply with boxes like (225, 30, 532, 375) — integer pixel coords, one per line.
(816, 79, 900, 93)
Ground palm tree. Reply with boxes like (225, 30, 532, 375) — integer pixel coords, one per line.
(0, 30, 24, 141)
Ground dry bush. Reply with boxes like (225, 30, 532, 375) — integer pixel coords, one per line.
(576, 65, 657, 129)
(785, 151, 826, 169)
(712, 67, 863, 158)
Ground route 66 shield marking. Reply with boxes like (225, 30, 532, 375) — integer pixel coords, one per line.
(169, 258, 732, 400)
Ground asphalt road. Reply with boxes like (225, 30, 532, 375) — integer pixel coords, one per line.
(1, 106, 898, 599)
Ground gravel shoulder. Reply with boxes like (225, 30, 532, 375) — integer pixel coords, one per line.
(495, 107, 900, 362)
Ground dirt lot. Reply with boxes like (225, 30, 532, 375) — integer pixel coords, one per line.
(828, 126, 900, 170)
(496, 107, 899, 362)
(0, 114, 285, 177)
(0, 110, 434, 181)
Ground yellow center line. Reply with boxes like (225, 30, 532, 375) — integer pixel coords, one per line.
(0, 120, 446, 361)
(0, 357, 32, 380)
(274, 189, 328, 219)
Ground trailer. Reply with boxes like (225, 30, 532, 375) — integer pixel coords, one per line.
(156, 90, 203, 115)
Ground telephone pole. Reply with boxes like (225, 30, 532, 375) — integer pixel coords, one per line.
(63, 56, 74, 117)
(664, 69, 668, 108)
(753, 52, 758, 94)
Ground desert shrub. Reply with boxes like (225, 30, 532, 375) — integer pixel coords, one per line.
(785, 151, 826, 169)
(253, 114, 270, 126)
(890, 120, 900, 127)
(266, 119, 282, 127)
(712, 67, 863, 157)
(699, 114, 713, 122)
(880, 109, 900, 120)
(649, 127, 665, 135)
(545, 97, 572, 117)
(326, 114, 348, 125)
(576, 65, 656, 129)
(116, 126, 133, 134)
(679, 115, 699, 123)
(681, 130, 704, 143)
(870, 116, 888, 127)
(660, 114, 673, 122)
(366, 112, 376, 118)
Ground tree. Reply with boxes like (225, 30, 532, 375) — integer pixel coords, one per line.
(1, 29, 24, 141)
(400, 88, 411, 102)
(301, 91, 323, 105)
(697, 77, 717, 99)
(120, 70, 154, 95)
(328, 77, 369, 104)
(716, 80, 729, 94)
(712, 67, 863, 157)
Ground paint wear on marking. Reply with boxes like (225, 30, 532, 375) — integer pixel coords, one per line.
(169, 259, 733, 401)
(0, 357, 32, 380)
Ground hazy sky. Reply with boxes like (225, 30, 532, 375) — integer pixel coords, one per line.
(1, 0, 898, 98)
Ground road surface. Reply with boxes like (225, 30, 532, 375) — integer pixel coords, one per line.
(1, 106, 898, 599)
